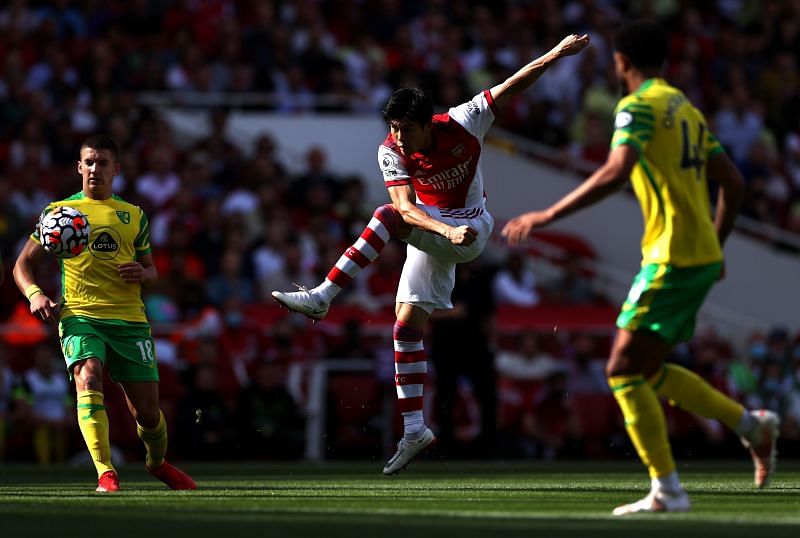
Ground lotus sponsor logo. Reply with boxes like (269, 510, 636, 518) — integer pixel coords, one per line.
(89, 227, 122, 260)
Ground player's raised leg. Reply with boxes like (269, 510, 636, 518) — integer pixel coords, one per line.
(122, 380, 196, 490)
(646, 363, 780, 488)
(383, 304, 436, 475)
(607, 330, 689, 515)
(272, 204, 403, 320)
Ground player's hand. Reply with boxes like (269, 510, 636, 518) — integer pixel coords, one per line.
(717, 261, 726, 282)
(551, 33, 590, 59)
(501, 211, 552, 247)
(118, 262, 146, 283)
(446, 225, 478, 246)
(30, 294, 58, 323)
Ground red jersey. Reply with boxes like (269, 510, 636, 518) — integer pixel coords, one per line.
(379, 90, 497, 210)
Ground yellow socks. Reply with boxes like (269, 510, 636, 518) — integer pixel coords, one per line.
(137, 410, 167, 468)
(648, 363, 745, 430)
(609, 375, 675, 479)
(76, 390, 115, 477)
(33, 426, 67, 464)
(0, 419, 5, 461)
(33, 426, 52, 464)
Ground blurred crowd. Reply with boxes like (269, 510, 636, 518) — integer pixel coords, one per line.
(1, 0, 800, 463)
(0, 1, 799, 242)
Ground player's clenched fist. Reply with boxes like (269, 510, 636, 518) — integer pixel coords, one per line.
(446, 225, 478, 245)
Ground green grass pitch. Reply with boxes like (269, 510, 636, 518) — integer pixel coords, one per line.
(1, 461, 798, 537)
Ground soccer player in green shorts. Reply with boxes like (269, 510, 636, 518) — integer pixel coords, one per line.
(13, 135, 195, 492)
(502, 20, 779, 514)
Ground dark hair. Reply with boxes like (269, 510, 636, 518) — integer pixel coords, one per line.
(614, 20, 669, 70)
(382, 87, 433, 125)
(80, 134, 119, 162)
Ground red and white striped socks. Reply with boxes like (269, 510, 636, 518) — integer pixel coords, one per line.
(393, 320, 427, 439)
(312, 204, 399, 303)
(309, 204, 427, 439)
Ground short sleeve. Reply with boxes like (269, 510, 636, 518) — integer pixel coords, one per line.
(378, 145, 411, 188)
(610, 100, 655, 153)
(447, 91, 496, 140)
(705, 129, 725, 159)
(134, 208, 151, 255)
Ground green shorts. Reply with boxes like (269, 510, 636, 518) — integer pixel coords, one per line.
(59, 316, 160, 383)
(616, 262, 722, 344)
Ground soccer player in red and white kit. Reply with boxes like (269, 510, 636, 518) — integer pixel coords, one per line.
(273, 33, 590, 474)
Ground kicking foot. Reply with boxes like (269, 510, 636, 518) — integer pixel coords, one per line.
(383, 428, 436, 475)
(740, 409, 780, 488)
(612, 488, 690, 515)
(147, 460, 197, 490)
(96, 470, 120, 493)
(271, 285, 329, 322)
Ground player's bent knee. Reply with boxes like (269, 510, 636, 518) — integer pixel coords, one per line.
(374, 204, 401, 237)
(605, 351, 639, 378)
(72, 359, 104, 391)
(133, 408, 161, 429)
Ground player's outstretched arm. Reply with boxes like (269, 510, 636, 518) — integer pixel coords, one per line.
(490, 33, 590, 110)
(502, 144, 637, 246)
(707, 152, 745, 246)
(13, 239, 59, 323)
(388, 184, 477, 246)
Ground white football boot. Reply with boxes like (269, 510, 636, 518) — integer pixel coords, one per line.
(612, 487, 690, 516)
(383, 428, 436, 475)
(271, 285, 330, 321)
(740, 409, 780, 488)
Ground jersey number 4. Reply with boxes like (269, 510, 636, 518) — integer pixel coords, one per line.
(680, 120, 705, 180)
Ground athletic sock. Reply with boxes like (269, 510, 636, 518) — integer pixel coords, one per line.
(313, 204, 400, 303)
(734, 410, 758, 438)
(648, 363, 746, 432)
(137, 410, 168, 468)
(33, 425, 51, 464)
(609, 375, 675, 479)
(652, 471, 683, 494)
(393, 320, 427, 440)
(76, 390, 115, 477)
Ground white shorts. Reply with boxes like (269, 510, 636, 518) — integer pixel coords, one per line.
(396, 205, 494, 312)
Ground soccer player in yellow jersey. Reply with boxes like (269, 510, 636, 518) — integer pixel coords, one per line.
(503, 20, 779, 514)
(13, 135, 195, 492)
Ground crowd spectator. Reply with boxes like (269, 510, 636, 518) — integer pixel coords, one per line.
(0, 349, 18, 461)
(429, 260, 497, 457)
(492, 250, 540, 307)
(16, 344, 71, 465)
(495, 331, 563, 382)
(234, 360, 304, 460)
(565, 334, 608, 395)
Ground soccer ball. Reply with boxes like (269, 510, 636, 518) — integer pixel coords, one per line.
(39, 206, 91, 258)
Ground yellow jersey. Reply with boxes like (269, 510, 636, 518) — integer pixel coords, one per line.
(611, 78, 725, 267)
(31, 192, 152, 323)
